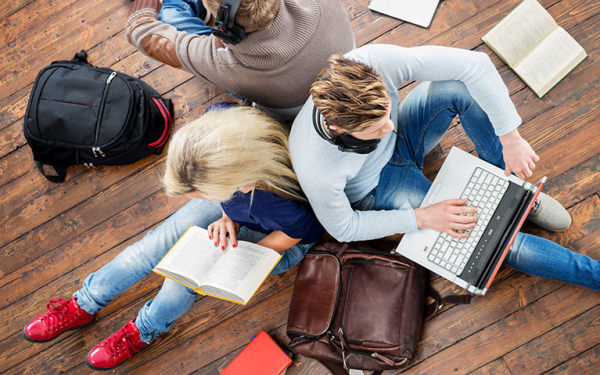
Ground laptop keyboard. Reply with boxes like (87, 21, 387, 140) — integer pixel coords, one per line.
(427, 167, 509, 274)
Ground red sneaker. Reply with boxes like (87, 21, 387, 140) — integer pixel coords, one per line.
(22, 297, 94, 343)
(86, 319, 148, 371)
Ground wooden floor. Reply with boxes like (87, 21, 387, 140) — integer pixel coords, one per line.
(1, 0, 599, 374)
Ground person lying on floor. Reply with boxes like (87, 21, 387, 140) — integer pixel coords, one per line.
(22, 106, 324, 370)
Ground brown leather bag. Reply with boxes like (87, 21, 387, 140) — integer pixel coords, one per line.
(286, 241, 470, 374)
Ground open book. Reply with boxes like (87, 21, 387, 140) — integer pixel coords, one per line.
(481, 0, 587, 98)
(153, 226, 281, 305)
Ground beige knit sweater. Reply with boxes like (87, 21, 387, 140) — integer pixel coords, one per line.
(126, 0, 354, 114)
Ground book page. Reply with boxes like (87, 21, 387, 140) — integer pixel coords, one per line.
(153, 226, 224, 288)
(200, 241, 281, 303)
(513, 27, 587, 97)
(482, 0, 556, 66)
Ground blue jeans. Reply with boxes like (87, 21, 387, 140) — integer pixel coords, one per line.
(74, 199, 314, 342)
(159, 0, 212, 36)
(353, 80, 600, 292)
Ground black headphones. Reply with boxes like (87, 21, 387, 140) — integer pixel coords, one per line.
(312, 107, 381, 155)
(211, 0, 246, 45)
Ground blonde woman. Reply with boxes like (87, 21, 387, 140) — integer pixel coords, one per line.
(22, 107, 324, 370)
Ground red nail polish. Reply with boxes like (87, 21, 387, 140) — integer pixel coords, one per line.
(233, 244, 237, 248)
(214, 242, 218, 246)
(209, 235, 212, 240)
(221, 245, 225, 250)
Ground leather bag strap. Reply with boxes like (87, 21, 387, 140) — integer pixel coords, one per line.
(424, 286, 472, 320)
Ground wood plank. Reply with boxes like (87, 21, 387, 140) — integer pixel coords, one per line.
(468, 359, 512, 375)
(403, 285, 600, 374)
(0, 0, 129, 101)
(503, 304, 600, 375)
(0, 183, 174, 311)
(544, 344, 600, 375)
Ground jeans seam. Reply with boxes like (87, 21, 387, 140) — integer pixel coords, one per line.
(414, 104, 455, 169)
(459, 105, 490, 161)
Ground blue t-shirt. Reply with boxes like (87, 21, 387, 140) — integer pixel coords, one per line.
(220, 190, 325, 244)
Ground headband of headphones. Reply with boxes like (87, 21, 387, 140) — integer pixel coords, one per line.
(312, 107, 381, 155)
(211, 0, 246, 45)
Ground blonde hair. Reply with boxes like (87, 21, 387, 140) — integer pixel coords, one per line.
(163, 106, 303, 202)
(310, 54, 390, 132)
(203, 0, 280, 31)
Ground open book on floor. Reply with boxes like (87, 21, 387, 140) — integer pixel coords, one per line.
(482, 0, 587, 98)
(153, 226, 281, 305)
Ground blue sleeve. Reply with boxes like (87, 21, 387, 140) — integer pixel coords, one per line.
(255, 193, 323, 241)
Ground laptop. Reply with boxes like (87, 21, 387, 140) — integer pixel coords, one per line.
(395, 147, 546, 295)
(368, 0, 440, 28)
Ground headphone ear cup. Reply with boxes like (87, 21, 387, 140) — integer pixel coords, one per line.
(211, 0, 246, 45)
(225, 24, 246, 45)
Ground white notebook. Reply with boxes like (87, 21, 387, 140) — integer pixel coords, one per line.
(368, 0, 440, 28)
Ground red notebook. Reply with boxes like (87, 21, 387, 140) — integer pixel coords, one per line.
(221, 330, 292, 375)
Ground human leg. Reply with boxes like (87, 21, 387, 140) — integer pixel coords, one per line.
(506, 233, 600, 291)
(159, 0, 212, 36)
(367, 80, 504, 212)
(23, 199, 221, 343)
(74, 199, 221, 315)
(86, 278, 197, 370)
(395, 80, 569, 231)
(396, 80, 505, 170)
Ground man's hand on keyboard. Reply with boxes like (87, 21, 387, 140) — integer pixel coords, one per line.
(414, 198, 478, 238)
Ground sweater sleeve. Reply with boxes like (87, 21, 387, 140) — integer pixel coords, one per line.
(300, 174, 419, 242)
(350, 44, 522, 136)
(125, 0, 229, 85)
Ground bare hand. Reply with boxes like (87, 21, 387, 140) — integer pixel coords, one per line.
(414, 199, 478, 238)
(499, 129, 539, 180)
(207, 216, 240, 250)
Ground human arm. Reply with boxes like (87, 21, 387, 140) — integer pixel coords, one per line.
(207, 211, 240, 250)
(353, 44, 539, 179)
(125, 0, 230, 84)
(256, 231, 302, 253)
(352, 44, 522, 136)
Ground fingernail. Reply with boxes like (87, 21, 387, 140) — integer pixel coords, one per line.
(209, 235, 212, 239)
(221, 245, 225, 250)
(233, 244, 237, 248)
(214, 242, 217, 246)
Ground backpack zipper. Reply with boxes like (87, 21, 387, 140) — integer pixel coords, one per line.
(92, 71, 117, 157)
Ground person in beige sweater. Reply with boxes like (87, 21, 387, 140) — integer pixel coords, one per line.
(126, 0, 355, 120)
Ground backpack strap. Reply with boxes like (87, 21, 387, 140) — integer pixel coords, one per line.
(71, 50, 88, 63)
(35, 161, 67, 183)
(424, 286, 472, 321)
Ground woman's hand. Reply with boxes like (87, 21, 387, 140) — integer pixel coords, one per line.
(499, 129, 539, 180)
(414, 199, 478, 238)
(207, 214, 240, 250)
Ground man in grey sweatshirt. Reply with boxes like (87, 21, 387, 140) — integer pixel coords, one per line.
(289, 45, 600, 292)
(125, 0, 354, 120)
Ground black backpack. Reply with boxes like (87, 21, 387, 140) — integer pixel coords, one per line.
(24, 51, 173, 182)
